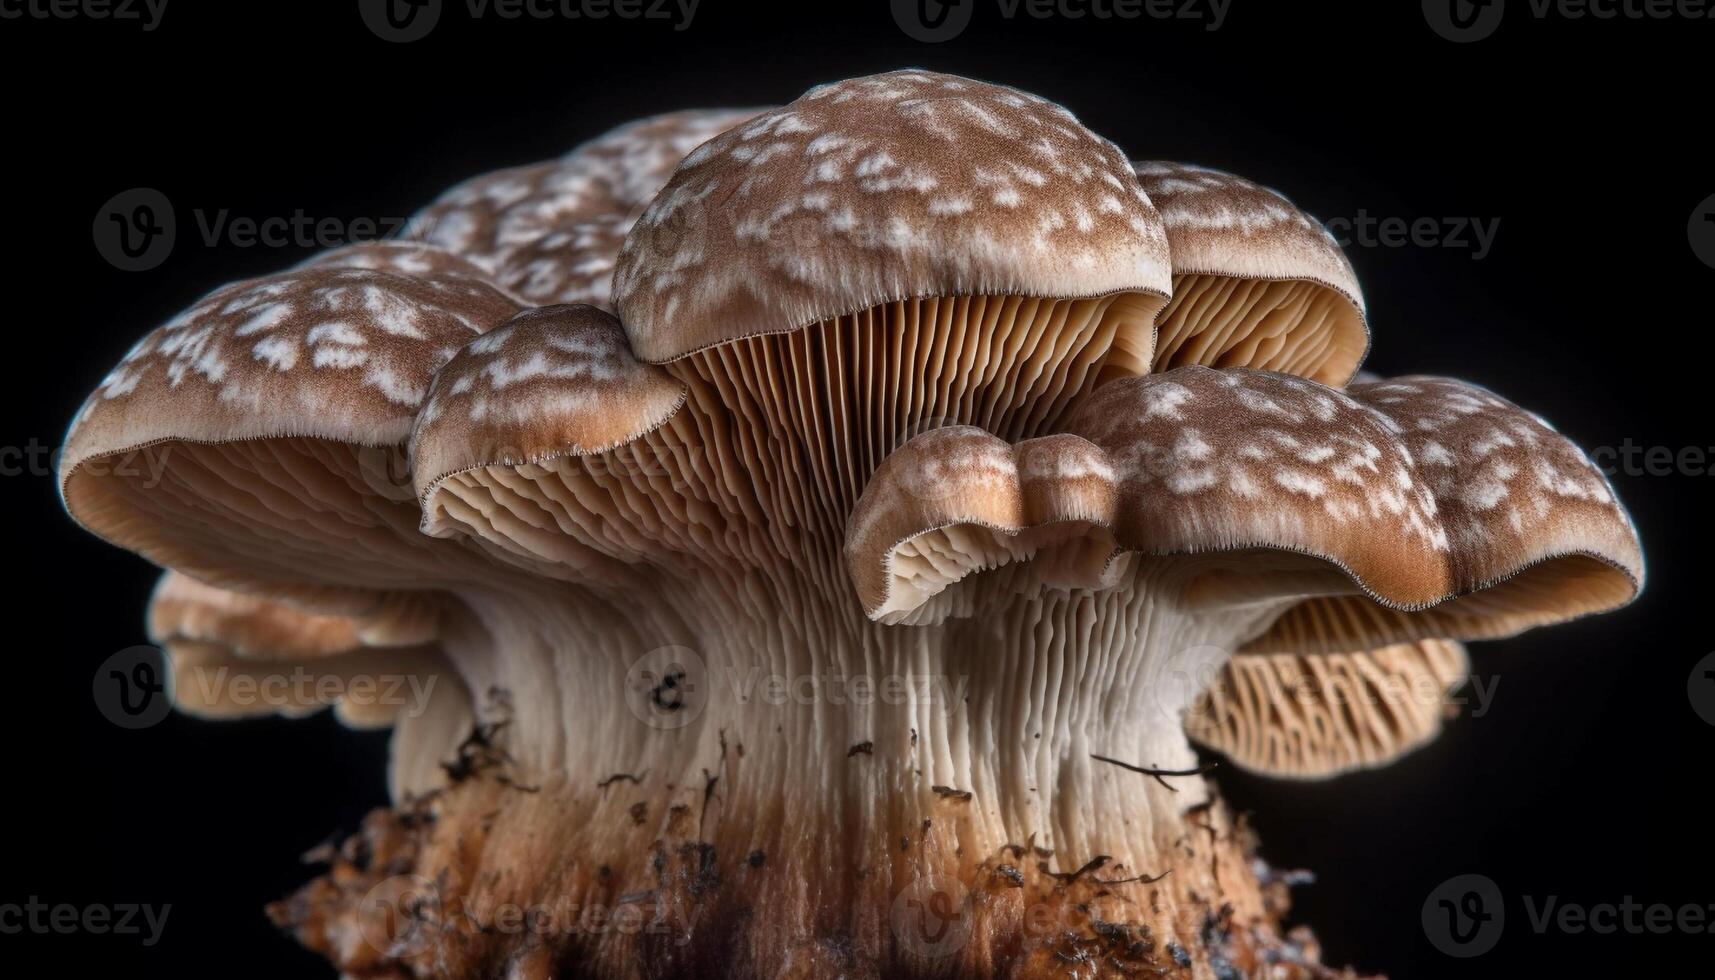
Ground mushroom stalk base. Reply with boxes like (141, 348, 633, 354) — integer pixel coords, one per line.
(273, 560, 1364, 979)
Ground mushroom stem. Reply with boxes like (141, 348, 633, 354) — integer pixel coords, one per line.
(272, 559, 1348, 977)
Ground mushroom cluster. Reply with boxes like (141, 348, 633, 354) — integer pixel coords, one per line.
(63, 71, 1642, 978)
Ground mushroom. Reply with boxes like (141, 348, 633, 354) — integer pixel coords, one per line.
(61, 70, 1641, 979)
(148, 569, 448, 729)
(1132, 162, 1368, 385)
(1186, 638, 1471, 778)
(410, 107, 767, 309)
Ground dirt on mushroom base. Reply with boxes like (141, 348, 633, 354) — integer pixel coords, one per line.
(270, 764, 1370, 980)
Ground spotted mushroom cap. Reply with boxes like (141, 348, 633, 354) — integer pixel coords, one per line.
(613, 70, 1173, 363)
(412, 108, 765, 309)
(58, 242, 524, 607)
(1135, 162, 1368, 385)
(59, 109, 765, 611)
(846, 365, 1642, 648)
(410, 304, 688, 519)
(62, 243, 518, 457)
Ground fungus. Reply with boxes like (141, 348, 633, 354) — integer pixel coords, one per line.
(62, 70, 1641, 978)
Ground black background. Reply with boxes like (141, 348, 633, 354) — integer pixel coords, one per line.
(2, 2, 1708, 977)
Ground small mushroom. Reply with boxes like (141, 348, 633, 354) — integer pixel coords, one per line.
(61, 70, 1641, 979)
(150, 571, 449, 729)
(60, 242, 524, 609)
(1186, 639, 1471, 777)
(848, 366, 1639, 634)
(613, 70, 1173, 380)
(411, 108, 767, 308)
(1134, 162, 1369, 385)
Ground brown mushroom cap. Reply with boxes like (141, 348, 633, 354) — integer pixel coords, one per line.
(148, 571, 449, 729)
(1187, 640, 1470, 778)
(409, 304, 694, 579)
(148, 570, 438, 658)
(567, 107, 776, 216)
(63, 244, 517, 452)
(59, 242, 523, 604)
(845, 365, 1642, 646)
(1134, 162, 1368, 385)
(614, 70, 1171, 365)
(412, 108, 765, 309)
(300, 240, 503, 284)
(59, 102, 740, 593)
(412, 304, 686, 488)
